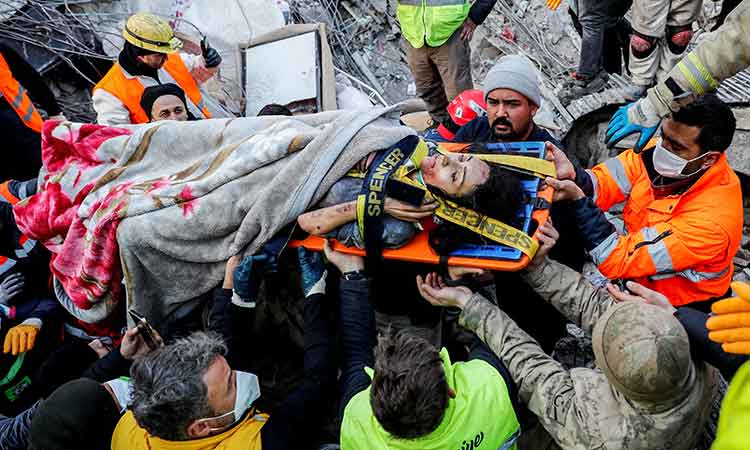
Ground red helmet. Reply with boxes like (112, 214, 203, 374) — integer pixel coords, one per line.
(447, 89, 487, 127)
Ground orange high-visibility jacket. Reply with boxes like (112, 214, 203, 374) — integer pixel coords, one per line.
(0, 180, 36, 276)
(0, 53, 43, 132)
(93, 53, 211, 124)
(588, 148, 743, 306)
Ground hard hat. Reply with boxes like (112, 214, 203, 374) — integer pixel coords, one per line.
(447, 89, 487, 127)
(123, 13, 182, 54)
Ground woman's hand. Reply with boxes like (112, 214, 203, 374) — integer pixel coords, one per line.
(417, 272, 472, 309)
(384, 198, 437, 222)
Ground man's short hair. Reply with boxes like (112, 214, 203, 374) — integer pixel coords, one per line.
(671, 94, 736, 153)
(130, 332, 227, 441)
(370, 331, 447, 439)
(257, 103, 293, 116)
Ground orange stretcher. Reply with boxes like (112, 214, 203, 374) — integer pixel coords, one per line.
(288, 141, 554, 272)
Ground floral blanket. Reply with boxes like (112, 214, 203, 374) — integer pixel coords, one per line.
(14, 107, 413, 330)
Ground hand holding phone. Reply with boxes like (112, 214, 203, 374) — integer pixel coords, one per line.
(127, 309, 161, 351)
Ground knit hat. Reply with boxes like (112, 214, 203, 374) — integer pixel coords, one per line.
(140, 83, 188, 120)
(482, 55, 541, 106)
(592, 302, 692, 403)
(28, 378, 121, 450)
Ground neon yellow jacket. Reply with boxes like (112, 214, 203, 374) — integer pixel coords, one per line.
(713, 362, 750, 450)
(397, 0, 470, 48)
(340, 348, 520, 450)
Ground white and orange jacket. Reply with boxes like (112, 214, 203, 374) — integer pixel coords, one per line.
(575, 146, 743, 306)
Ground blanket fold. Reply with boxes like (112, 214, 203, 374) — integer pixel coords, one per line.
(15, 107, 414, 329)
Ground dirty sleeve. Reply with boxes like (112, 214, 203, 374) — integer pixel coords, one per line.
(458, 290, 590, 449)
(469, 0, 499, 25)
(648, 0, 750, 117)
(521, 258, 615, 334)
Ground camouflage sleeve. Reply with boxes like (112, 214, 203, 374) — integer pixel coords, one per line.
(459, 293, 590, 449)
(648, 0, 750, 117)
(520, 258, 615, 335)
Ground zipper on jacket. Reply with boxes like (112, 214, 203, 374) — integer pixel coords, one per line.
(629, 229, 673, 255)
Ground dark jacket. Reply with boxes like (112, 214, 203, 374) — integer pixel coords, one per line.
(0, 43, 60, 116)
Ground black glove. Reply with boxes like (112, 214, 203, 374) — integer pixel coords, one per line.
(201, 37, 222, 68)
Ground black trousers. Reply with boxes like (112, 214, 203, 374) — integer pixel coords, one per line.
(0, 100, 42, 182)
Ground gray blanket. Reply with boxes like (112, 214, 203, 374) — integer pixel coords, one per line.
(115, 107, 414, 327)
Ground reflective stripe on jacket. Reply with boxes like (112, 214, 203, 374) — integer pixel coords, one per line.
(588, 147, 743, 306)
(398, 0, 470, 48)
(0, 53, 43, 132)
(341, 348, 520, 450)
(93, 53, 211, 124)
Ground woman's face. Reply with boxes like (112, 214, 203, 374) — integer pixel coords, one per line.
(421, 153, 490, 197)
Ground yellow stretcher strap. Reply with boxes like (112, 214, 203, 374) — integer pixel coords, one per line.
(432, 196, 539, 258)
(387, 172, 539, 258)
(433, 146, 557, 179)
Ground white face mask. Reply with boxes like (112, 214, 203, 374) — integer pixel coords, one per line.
(198, 370, 261, 433)
(652, 138, 716, 179)
(104, 377, 132, 414)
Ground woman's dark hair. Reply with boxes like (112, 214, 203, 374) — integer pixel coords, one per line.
(428, 161, 527, 255)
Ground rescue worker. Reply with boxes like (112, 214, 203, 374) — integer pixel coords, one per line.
(706, 281, 750, 449)
(606, 0, 750, 151)
(626, 0, 703, 99)
(111, 247, 337, 449)
(546, 94, 743, 310)
(423, 89, 486, 142)
(92, 13, 222, 126)
(332, 241, 521, 450)
(546, 0, 632, 104)
(453, 55, 586, 351)
(0, 179, 63, 415)
(0, 43, 64, 181)
(417, 220, 719, 450)
(398, 0, 496, 127)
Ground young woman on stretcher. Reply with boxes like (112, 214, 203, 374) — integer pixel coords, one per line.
(297, 141, 526, 254)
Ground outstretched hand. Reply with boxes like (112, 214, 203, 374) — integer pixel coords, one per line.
(417, 272, 472, 309)
(606, 280, 676, 313)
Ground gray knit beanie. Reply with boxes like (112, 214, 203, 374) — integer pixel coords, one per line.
(482, 55, 541, 106)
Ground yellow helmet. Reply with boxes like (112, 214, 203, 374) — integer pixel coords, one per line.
(123, 13, 182, 54)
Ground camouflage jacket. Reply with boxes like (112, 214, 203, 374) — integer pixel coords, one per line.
(458, 258, 719, 450)
(649, 0, 750, 117)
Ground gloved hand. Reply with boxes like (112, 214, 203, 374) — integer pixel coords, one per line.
(707, 281, 750, 354)
(297, 247, 326, 297)
(3, 323, 40, 356)
(546, 0, 562, 10)
(0, 274, 25, 305)
(233, 253, 277, 304)
(201, 37, 222, 69)
(605, 97, 662, 152)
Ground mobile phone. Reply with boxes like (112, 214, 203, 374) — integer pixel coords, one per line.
(128, 309, 159, 350)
